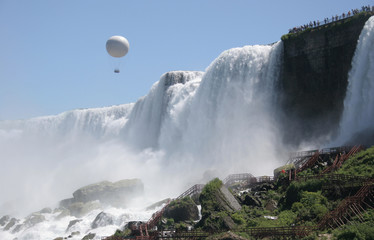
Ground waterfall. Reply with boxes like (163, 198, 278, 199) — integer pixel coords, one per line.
(157, 42, 284, 178)
(0, 42, 283, 219)
(334, 16, 374, 145)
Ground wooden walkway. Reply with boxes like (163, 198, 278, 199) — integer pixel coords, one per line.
(102, 145, 370, 240)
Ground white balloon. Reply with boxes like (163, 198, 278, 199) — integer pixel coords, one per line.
(106, 36, 129, 58)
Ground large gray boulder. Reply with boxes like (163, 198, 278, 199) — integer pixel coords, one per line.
(64, 179, 143, 208)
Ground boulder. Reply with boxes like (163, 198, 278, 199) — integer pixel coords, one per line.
(219, 186, 241, 211)
(91, 212, 114, 229)
(39, 207, 52, 214)
(68, 201, 101, 218)
(66, 219, 82, 232)
(265, 199, 278, 211)
(0, 215, 10, 226)
(71, 179, 144, 208)
(4, 217, 18, 231)
(24, 213, 46, 227)
(164, 197, 199, 222)
(82, 232, 96, 240)
(59, 198, 75, 209)
(11, 224, 23, 233)
(55, 208, 71, 220)
(125, 221, 143, 230)
(241, 194, 262, 207)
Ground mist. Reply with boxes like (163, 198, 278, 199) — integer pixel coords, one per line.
(0, 41, 290, 218)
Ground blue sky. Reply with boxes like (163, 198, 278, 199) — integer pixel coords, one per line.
(0, 0, 372, 120)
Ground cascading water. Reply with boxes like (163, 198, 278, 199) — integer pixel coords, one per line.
(333, 16, 374, 145)
(0, 41, 284, 239)
(157, 42, 284, 178)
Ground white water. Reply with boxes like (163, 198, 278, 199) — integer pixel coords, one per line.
(332, 16, 374, 145)
(1, 41, 285, 239)
(0, 206, 157, 240)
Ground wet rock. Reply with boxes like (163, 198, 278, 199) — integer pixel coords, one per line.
(125, 221, 143, 230)
(11, 224, 23, 233)
(164, 198, 199, 222)
(91, 212, 114, 229)
(39, 207, 52, 214)
(66, 219, 82, 232)
(68, 201, 101, 218)
(72, 179, 144, 208)
(242, 194, 262, 207)
(82, 232, 96, 240)
(146, 198, 170, 210)
(24, 213, 46, 227)
(0, 215, 10, 226)
(56, 208, 71, 220)
(59, 198, 75, 209)
(4, 217, 18, 231)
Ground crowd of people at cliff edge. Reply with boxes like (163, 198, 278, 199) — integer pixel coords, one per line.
(288, 5, 374, 34)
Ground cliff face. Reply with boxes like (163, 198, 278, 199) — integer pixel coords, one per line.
(279, 13, 373, 144)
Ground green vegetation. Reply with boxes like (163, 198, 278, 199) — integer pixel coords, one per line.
(337, 146, 374, 177)
(199, 178, 224, 216)
(163, 197, 199, 223)
(196, 146, 374, 238)
(106, 146, 374, 239)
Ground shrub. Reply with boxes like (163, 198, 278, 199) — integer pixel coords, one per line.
(334, 225, 365, 240)
(310, 204, 328, 221)
(231, 212, 245, 225)
(199, 178, 223, 215)
(278, 210, 297, 225)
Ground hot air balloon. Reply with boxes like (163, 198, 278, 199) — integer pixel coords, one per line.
(106, 36, 129, 73)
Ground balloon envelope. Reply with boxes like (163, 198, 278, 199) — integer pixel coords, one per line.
(106, 36, 129, 58)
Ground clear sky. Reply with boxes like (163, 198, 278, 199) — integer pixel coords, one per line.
(1, 0, 373, 120)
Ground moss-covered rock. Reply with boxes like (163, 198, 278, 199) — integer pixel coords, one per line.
(164, 197, 199, 222)
(198, 178, 240, 230)
(72, 179, 144, 208)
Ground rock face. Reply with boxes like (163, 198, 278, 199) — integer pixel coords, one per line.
(164, 197, 199, 222)
(219, 186, 241, 212)
(280, 12, 373, 144)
